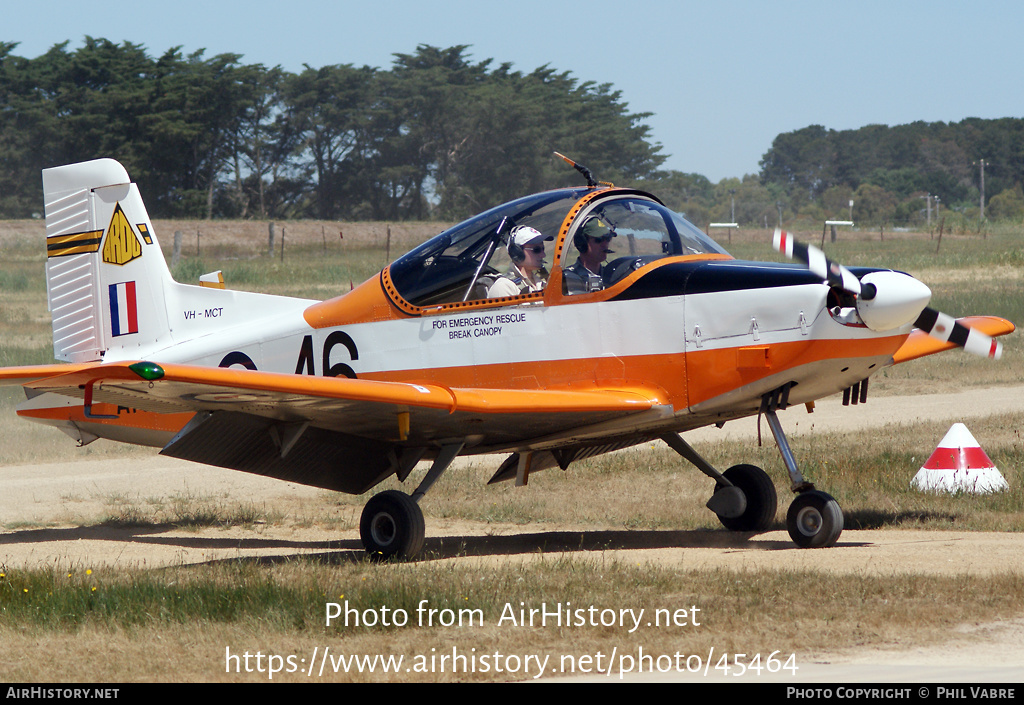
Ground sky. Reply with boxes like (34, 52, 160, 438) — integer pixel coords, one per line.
(5, 0, 1023, 183)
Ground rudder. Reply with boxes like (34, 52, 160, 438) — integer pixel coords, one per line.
(43, 159, 174, 362)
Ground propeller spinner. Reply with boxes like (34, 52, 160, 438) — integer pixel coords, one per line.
(773, 229, 1002, 360)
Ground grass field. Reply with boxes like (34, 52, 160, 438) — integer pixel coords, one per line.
(0, 216, 1021, 682)
(1, 559, 1022, 682)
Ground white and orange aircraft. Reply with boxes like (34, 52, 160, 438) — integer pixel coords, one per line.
(0, 157, 1014, 559)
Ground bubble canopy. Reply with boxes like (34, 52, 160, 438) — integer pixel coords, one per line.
(387, 187, 728, 307)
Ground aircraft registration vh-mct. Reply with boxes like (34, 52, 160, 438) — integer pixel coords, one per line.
(0, 156, 1014, 559)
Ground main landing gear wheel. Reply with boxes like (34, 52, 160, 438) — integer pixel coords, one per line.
(714, 464, 778, 532)
(786, 490, 843, 548)
(360, 490, 426, 561)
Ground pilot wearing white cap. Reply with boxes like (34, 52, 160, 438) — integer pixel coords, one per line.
(487, 225, 552, 298)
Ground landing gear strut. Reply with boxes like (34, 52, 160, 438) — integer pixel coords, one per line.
(760, 384, 844, 548)
(359, 442, 464, 560)
(663, 383, 844, 548)
(661, 434, 777, 533)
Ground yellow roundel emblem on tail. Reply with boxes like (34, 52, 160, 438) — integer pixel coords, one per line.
(102, 203, 143, 265)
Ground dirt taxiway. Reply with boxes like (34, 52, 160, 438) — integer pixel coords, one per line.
(1, 384, 1023, 683)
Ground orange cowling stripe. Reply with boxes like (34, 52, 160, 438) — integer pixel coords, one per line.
(361, 335, 906, 410)
(684, 335, 905, 407)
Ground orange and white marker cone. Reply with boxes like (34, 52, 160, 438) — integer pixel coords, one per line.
(911, 423, 1008, 493)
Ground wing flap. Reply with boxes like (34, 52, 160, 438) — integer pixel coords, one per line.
(160, 410, 399, 494)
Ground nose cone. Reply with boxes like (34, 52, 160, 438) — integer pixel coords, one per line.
(855, 271, 932, 332)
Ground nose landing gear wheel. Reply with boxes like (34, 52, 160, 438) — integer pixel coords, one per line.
(360, 490, 426, 561)
(786, 490, 843, 548)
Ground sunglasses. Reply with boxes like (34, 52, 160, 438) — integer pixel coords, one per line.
(589, 234, 614, 244)
(523, 245, 546, 253)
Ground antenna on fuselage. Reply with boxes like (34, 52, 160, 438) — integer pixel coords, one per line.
(554, 151, 601, 188)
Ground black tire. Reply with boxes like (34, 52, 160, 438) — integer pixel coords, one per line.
(714, 464, 778, 532)
(786, 490, 843, 548)
(360, 490, 426, 561)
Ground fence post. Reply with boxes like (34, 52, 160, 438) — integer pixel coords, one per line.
(172, 231, 182, 268)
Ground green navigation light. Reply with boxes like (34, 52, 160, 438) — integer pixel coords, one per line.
(128, 361, 165, 381)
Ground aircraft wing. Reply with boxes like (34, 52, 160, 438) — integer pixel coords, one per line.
(891, 315, 1015, 364)
(20, 361, 672, 494)
(0, 363, 95, 386)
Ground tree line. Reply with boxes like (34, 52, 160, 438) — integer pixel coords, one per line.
(2, 38, 1023, 227)
(0, 39, 662, 221)
(757, 120, 1024, 225)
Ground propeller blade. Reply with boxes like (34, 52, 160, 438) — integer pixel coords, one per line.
(914, 308, 1003, 360)
(773, 228, 861, 296)
(772, 230, 1003, 359)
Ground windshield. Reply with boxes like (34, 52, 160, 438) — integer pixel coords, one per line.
(388, 189, 587, 306)
(562, 196, 730, 291)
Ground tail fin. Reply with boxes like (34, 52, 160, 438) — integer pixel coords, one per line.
(43, 159, 174, 362)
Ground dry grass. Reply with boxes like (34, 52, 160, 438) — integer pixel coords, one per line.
(2, 407, 1021, 681)
(1, 218, 1022, 682)
(0, 560, 1021, 682)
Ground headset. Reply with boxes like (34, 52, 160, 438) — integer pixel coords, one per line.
(574, 215, 613, 254)
(512, 239, 528, 264)
(573, 228, 591, 255)
(508, 225, 546, 264)
(508, 230, 526, 264)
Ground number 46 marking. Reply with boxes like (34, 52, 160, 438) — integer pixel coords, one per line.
(294, 332, 359, 378)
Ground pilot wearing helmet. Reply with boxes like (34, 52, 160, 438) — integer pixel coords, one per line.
(487, 225, 552, 298)
(563, 215, 616, 294)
